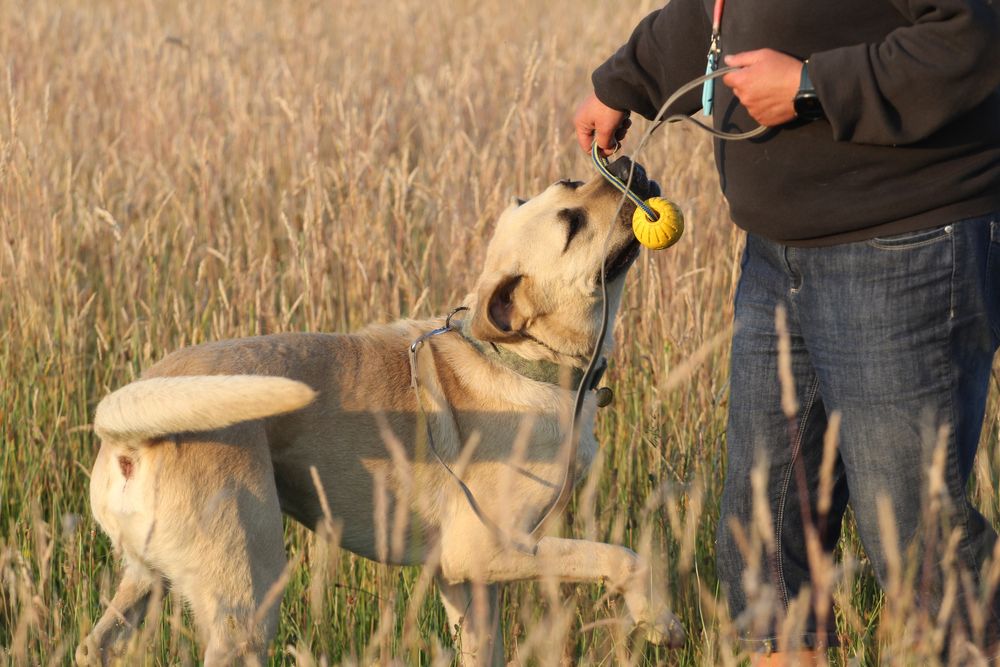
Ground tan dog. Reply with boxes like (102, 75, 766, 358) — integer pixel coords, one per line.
(77, 157, 684, 666)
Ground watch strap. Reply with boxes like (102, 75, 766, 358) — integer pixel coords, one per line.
(799, 59, 814, 94)
(794, 59, 824, 121)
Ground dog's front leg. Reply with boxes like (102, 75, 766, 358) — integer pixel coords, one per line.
(441, 535, 684, 649)
(436, 577, 505, 667)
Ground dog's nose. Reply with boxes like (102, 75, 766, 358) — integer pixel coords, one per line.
(607, 157, 658, 199)
(608, 156, 641, 183)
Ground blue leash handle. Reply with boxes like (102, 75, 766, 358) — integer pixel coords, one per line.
(702, 51, 718, 116)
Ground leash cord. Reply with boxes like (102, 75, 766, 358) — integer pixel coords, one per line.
(591, 141, 660, 220)
(524, 66, 766, 541)
(649, 66, 769, 142)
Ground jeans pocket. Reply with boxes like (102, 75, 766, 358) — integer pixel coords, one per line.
(867, 223, 953, 250)
(987, 220, 1000, 340)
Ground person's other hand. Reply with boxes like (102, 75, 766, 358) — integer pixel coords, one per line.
(573, 93, 631, 155)
(723, 49, 802, 127)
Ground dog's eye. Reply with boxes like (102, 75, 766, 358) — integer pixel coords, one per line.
(556, 179, 584, 190)
(559, 208, 587, 252)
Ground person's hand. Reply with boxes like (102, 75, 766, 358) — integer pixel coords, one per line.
(573, 92, 631, 155)
(722, 49, 802, 127)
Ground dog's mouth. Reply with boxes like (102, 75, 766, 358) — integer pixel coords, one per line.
(596, 157, 657, 284)
(601, 237, 642, 283)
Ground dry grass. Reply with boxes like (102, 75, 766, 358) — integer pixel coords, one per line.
(1, 0, 998, 664)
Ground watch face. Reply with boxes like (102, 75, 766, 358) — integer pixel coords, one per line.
(794, 93, 824, 120)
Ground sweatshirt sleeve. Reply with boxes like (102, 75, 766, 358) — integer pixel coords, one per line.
(809, 0, 1000, 145)
(591, 0, 711, 120)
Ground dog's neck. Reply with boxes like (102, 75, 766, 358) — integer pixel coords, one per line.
(457, 317, 607, 391)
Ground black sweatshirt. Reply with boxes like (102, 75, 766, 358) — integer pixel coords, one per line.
(592, 0, 1000, 246)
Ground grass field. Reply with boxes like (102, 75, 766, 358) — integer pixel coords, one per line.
(1, 0, 998, 664)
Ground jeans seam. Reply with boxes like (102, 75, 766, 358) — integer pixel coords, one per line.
(943, 331, 985, 607)
(941, 232, 969, 560)
(988, 221, 1000, 341)
(774, 374, 821, 609)
(949, 231, 957, 320)
(940, 229, 997, 629)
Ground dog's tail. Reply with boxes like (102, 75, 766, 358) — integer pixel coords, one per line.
(93, 375, 317, 441)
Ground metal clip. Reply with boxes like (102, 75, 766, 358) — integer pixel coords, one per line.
(408, 306, 469, 389)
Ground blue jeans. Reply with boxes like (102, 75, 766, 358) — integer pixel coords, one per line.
(716, 214, 1000, 651)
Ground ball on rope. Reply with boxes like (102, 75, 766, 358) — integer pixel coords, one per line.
(632, 197, 684, 250)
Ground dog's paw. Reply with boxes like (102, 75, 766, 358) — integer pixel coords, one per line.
(638, 610, 685, 648)
(74, 639, 102, 666)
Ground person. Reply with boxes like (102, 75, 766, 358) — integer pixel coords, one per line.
(573, 1, 1000, 663)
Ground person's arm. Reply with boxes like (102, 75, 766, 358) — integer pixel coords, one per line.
(590, 0, 711, 121)
(809, 0, 1000, 145)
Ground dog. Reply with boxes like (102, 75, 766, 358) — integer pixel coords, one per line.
(76, 157, 685, 665)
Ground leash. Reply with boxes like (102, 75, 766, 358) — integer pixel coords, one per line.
(591, 68, 766, 250)
(653, 66, 768, 141)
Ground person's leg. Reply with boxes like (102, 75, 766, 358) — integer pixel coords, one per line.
(792, 214, 1000, 651)
(717, 234, 849, 654)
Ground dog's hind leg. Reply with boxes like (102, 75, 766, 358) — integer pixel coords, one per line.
(436, 577, 505, 667)
(75, 562, 159, 665)
(182, 486, 286, 666)
(166, 428, 287, 666)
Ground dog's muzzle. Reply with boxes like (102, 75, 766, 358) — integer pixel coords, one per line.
(606, 156, 661, 200)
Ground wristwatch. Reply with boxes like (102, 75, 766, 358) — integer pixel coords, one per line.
(793, 60, 824, 121)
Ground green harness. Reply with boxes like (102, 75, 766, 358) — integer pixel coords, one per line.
(456, 315, 611, 404)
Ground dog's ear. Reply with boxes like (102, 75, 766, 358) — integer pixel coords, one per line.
(470, 273, 531, 342)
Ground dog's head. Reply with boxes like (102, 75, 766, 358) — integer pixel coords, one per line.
(470, 157, 660, 365)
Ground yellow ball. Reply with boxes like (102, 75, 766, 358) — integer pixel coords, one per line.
(632, 197, 684, 250)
